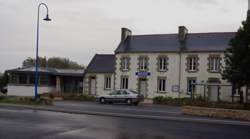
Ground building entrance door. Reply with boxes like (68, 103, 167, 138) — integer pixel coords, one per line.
(207, 78, 220, 101)
(90, 77, 96, 95)
(139, 78, 147, 98)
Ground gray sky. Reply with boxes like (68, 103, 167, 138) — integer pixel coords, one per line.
(0, 0, 248, 72)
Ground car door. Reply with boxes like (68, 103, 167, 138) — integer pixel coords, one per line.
(121, 90, 129, 102)
(114, 90, 123, 102)
(106, 90, 117, 102)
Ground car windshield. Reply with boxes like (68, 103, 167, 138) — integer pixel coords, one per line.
(129, 90, 139, 94)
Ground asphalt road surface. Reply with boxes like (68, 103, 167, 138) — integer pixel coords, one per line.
(0, 106, 250, 139)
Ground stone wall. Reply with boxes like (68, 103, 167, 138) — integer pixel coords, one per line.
(182, 106, 250, 121)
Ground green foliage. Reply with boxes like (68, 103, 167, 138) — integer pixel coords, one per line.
(222, 16, 250, 88)
(22, 57, 47, 67)
(0, 96, 44, 105)
(0, 95, 7, 100)
(22, 56, 84, 69)
(62, 94, 95, 101)
(0, 72, 9, 90)
(153, 96, 250, 110)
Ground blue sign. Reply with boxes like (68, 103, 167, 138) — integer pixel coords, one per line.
(136, 72, 151, 76)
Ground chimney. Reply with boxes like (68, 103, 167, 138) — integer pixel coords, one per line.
(178, 26, 188, 41)
(121, 27, 132, 42)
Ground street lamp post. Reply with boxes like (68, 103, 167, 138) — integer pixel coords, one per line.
(35, 3, 51, 101)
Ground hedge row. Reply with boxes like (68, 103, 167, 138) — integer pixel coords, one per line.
(153, 96, 250, 110)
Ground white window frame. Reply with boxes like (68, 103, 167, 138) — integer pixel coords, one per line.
(210, 57, 219, 72)
(105, 76, 111, 89)
(139, 57, 147, 70)
(158, 79, 166, 92)
(188, 57, 197, 71)
(121, 77, 128, 89)
(159, 57, 167, 71)
(122, 58, 128, 71)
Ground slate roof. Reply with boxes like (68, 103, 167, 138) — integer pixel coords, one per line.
(115, 32, 235, 53)
(6, 66, 84, 77)
(85, 54, 115, 73)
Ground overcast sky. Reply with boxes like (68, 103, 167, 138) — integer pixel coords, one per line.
(0, 0, 248, 72)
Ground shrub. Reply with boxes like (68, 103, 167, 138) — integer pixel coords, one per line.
(0, 95, 7, 100)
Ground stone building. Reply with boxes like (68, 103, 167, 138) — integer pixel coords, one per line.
(83, 54, 115, 96)
(83, 0, 250, 102)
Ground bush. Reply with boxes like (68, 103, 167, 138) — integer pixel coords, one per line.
(0, 95, 7, 100)
(153, 96, 250, 110)
(62, 94, 95, 101)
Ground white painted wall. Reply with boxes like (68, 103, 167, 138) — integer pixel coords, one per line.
(83, 73, 114, 96)
(114, 52, 234, 101)
(7, 85, 56, 96)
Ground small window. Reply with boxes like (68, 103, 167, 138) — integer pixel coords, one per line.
(121, 77, 128, 89)
(159, 57, 167, 71)
(122, 90, 129, 95)
(187, 78, 196, 93)
(19, 74, 27, 84)
(104, 76, 111, 89)
(139, 57, 147, 70)
(40, 76, 49, 85)
(209, 56, 220, 72)
(29, 75, 35, 84)
(187, 56, 198, 72)
(10, 74, 18, 84)
(121, 58, 129, 71)
(158, 78, 166, 92)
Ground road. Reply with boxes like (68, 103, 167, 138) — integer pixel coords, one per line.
(0, 102, 250, 139)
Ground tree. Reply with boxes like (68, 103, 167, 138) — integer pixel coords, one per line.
(22, 56, 84, 69)
(22, 57, 47, 67)
(47, 57, 84, 69)
(222, 15, 250, 102)
(0, 72, 9, 90)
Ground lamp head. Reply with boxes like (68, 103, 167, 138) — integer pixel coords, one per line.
(43, 14, 51, 21)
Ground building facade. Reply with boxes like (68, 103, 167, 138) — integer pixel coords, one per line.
(7, 67, 84, 96)
(83, 54, 115, 96)
(112, 27, 235, 102)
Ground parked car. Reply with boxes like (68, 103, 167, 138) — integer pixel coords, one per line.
(96, 89, 144, 105)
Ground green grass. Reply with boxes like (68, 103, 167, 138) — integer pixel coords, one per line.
(0, 100, 44, 105)
(0, 96, 44, 105)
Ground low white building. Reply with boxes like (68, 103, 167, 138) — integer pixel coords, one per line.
(7, 67, 84, 96)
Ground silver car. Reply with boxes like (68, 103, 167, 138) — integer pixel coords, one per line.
(96, 89, 144, 105)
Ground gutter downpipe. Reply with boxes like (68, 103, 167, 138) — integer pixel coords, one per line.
(178, 51, 182, 98)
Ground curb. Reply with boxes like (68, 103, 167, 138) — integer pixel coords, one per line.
(1, 103, 250, 126)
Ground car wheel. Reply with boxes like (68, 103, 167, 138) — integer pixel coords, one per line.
(100, 98, 105, 104)
(126, 99, 132, 105)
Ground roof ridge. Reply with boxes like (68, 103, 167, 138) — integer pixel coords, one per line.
(96, 54, 114, 56)
(131, 32, 235, 37)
